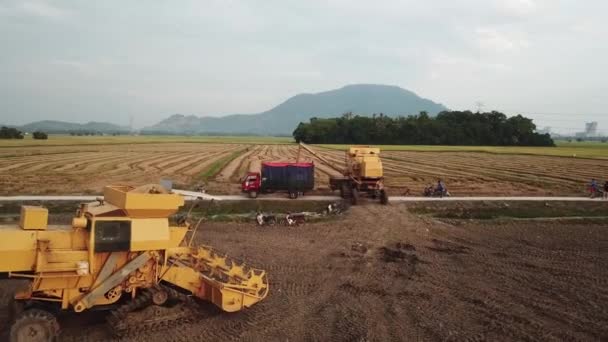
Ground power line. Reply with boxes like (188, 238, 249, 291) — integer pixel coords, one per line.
(492, 110, 607, 117)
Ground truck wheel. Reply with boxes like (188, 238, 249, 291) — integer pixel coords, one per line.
(351, 188, 359, 205)
(380, 189, 389, 205)
(10, 308, 60, 342)
(289, 191, 298, 199)
(249, 191, 258, 199)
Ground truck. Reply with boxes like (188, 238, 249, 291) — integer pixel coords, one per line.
(241, 162, 314, 199)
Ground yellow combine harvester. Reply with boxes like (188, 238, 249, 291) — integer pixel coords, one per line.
(298, 143, 388, 205)
(0, 185, 268, 341)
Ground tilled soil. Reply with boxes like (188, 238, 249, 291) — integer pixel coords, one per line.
(1, 204, 607, 341)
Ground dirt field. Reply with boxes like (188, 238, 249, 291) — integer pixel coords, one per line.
(1, 142, 607, 196)
(1, 203, 605, 341)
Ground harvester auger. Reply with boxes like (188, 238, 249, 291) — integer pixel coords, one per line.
(297, 142, 389, 205)
(0, 184, 268, 341)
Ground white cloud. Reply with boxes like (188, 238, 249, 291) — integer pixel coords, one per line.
(0, 0, 69, 19)
(431, 54, 512, 74)
(495, 0, 537, 18)
(475, 27, 529, 52)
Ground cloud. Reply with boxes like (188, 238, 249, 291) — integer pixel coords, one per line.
(0, 0, 69, 19)
(0, 0, 607, 132)
(495, 0, 537, 18)
(431, 54, 512, 74)
(475, 27, 529, 53)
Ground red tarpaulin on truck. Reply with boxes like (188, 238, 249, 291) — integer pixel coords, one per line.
(262, 162, 314, 167)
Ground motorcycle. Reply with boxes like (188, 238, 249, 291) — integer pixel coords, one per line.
(588, 186, 604, 199)
(423, 186, 450, 198)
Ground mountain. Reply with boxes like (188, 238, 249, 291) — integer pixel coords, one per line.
(143, 84, 447, 135)
(17, 120, 130, 134)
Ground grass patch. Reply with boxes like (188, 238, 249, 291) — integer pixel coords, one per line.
(0, 199, 334, 224)
(187, 199, 331, 216)
(186, 199, 334, 222)
(199, 148, 248, 182)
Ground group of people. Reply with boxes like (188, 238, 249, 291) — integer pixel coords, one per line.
(589, 179, 608, 199)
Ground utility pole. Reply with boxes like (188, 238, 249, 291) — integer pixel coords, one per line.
(129, 115, 134, 134)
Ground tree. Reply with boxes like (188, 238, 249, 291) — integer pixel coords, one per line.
(0, 126, 24, 139)
(33, 131, 48, 140)
(292, 111, 554, 146)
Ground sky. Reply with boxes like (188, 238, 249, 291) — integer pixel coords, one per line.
(0, 0, 606, 134)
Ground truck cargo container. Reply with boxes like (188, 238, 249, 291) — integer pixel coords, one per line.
(241, 162, 314, 198)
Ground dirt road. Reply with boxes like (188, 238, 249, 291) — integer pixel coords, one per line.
(0, 204, 593, 341)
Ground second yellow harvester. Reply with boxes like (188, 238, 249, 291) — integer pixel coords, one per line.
(298, 143, 388, 204)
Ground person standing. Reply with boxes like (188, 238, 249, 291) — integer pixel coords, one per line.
(589, 178, 598, 197)
(604, 181, 608, 200)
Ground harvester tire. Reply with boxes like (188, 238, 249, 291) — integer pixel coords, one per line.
(351, 188, 359, 205)
(152, 289, 169, 306)
(249, 191, 258, 199)
(9, 308, 60, 342)
(340, 183, 349, 199)
(7, 298, 25, 324)
(380, 189, 389, 205)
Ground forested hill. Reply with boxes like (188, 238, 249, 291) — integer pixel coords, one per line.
(293, 111, 555, 146)
(18, 120, 129, 134)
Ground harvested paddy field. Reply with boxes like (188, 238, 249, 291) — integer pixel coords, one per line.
(1, 202, 606, 341)
(1, 142, 607, 196)
(0, 143, 247, 194)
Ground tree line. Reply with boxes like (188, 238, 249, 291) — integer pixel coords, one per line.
(0, 126, 24, 139)
(292, 111, 555, 146)
(1, 126, 48, 140)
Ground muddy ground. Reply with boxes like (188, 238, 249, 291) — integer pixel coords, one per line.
(1, 203, 607, 341)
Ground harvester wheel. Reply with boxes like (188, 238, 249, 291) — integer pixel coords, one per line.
(380, 189, 389, 205)
(249, 191, 258, 199)
(351, 188, 359, 205)
(7, 298, 25, 324)
(152, 289, 169, 306)
(9, 308, 59, 342)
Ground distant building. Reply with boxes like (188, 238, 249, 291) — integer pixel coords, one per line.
(575, 121, 599, 138)
(585, 122, 598, 137)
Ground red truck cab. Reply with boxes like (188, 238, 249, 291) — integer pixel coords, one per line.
(241, 172, 261, 198)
